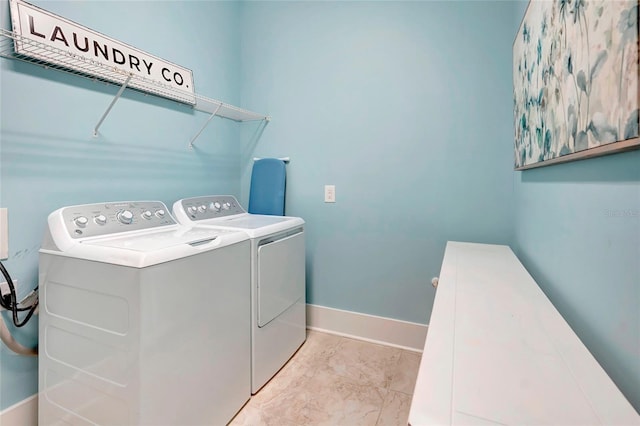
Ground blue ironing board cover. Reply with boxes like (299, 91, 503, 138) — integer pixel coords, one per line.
(248, 158, 286, 216)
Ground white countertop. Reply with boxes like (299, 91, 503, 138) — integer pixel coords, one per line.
(409, 242, 639, 426)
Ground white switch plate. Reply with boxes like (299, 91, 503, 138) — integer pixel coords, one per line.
(0, 279, 16, 297)
(0, 279, 16, 311)
(0, 208, 7, 260)
(324, 185, 336, 203)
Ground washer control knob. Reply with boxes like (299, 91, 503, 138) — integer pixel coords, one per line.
(155, 209, 166, 218)
(117, 210, 134, 224)
(187, 206, 197, 215)
(142, 210, 153, 220)
(198, 204, 207, 213)
(222, 202, 231, 210)
(94, 214, 107, 225)
(74, 216, 89, 227)
(213, 202, 222, 211)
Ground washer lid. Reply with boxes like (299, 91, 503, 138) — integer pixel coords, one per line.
(84, 227, 234, 251)
(172, 196, 304, 238)
(42, 226, 248, 268)
(193, 214, 304, 238)
(214, 214, 295, 229)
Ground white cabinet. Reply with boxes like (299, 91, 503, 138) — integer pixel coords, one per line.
(409, 242, 639, 425)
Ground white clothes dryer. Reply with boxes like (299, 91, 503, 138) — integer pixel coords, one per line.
(39, 201, 251, 426)
(173, 195, 306, 393)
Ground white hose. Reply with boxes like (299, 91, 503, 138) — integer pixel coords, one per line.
(0, 313, 37, 356)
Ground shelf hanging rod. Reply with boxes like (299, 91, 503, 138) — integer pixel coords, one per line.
(93, 74, 133, 137)
(189, 103, 223, 149)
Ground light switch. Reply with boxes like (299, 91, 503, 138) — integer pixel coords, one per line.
(0, 208, 7, 260)
(324, 185, 336, 203)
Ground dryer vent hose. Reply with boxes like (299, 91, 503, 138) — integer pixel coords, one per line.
(0, 259, 38, 355)
(0, 315, 37, 356)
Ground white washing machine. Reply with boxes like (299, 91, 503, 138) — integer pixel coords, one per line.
(173, 195, 305, 393)
(38, 201, 251, 426)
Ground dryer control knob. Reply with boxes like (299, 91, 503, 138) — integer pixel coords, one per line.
(117, 210, 134, 224)
(155, 209, 166, 218)
(187, 206, 197, 215)
(222, 202, 231, 210)
(213, 202, 222, 211)
(94, 214, 107, 225)
(198, 205, 207, 213)
(142, 210, 153, 220)
(74, 216, 89, 227)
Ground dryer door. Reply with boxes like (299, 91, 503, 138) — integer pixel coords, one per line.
(257, 231, 305, 327)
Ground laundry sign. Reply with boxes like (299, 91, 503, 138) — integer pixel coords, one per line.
(9, 0, 196, 105)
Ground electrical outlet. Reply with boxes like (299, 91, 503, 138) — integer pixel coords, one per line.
(324, 185, 336, 203)
(0, 279, 16, 296)
(0, 208, 7, 259)
(0, 279, 16, 310)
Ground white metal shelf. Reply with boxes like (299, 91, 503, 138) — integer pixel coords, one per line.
(189, 94, 270, 149)
(194, 95, 269, 122)
(0, 28, 269, 144)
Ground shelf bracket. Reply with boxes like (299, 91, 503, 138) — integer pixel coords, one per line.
(189, 103, 222, 149)
(93, 74, 133, 137)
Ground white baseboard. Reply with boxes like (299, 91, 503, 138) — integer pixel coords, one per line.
(306, 304, 427, 352)
(0, 394, 37, 426)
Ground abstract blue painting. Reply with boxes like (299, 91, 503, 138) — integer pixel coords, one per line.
(514, 0, 639, 169)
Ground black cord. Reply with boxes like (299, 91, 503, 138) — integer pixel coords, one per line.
(0, 260, 16, 310)
(0, 260, 38, 327)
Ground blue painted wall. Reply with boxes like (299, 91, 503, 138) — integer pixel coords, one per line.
(511, 1, 640, 412)
(5, 0, 636, 417)
(0, 0, 243, 411)
(238, 0, 516, 324)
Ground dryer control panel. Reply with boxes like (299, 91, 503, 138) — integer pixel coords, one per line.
(178, 195, 245, 221)
(60, 201, 177, 239)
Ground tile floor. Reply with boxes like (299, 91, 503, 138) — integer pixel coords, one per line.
(229, 330, 422, 426)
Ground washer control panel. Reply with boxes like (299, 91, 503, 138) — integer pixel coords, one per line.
(179, 195, 245, 221)
(61, 201, 176, 239)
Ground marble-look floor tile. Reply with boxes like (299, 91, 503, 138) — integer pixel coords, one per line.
(228, 400, 267, 426)
(376, 390, 412, 426)
(294, 330, 343, 368)
(301, 369, 387, 426)
(320, 337, 402, 388)
(390, 350, 422, 395)
(230, 331, 420, 426)
(229, 361, 312, 426)
(246, 356, 314, 421)
(229, 398, 300, 426)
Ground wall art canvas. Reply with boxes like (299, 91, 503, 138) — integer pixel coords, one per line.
(513, 0, 639, 170)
